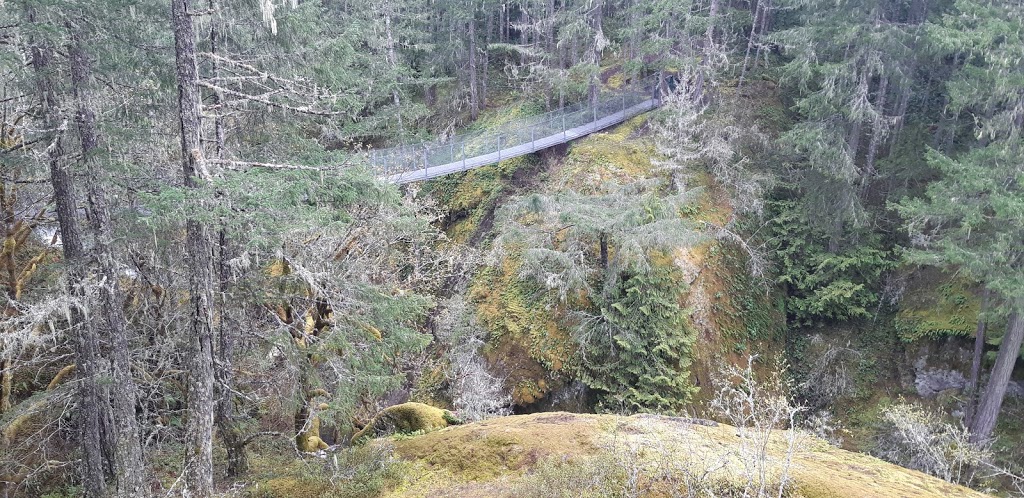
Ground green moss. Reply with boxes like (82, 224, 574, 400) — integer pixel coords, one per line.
(408, 363, 450, 408)
(469, 253, 576, 405)
(250, 477, 330, 498)
(352, 402, 451, 443)
(553, 115, 655, 192)
(247, 443, 406, 498)
(389, 413, 987, 497)
(704, 243, 783, 343)
(895, 271, 981, 341)
(424, 155, 536, 244)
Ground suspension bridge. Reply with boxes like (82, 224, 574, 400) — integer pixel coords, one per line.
(368, 76, 663, 184)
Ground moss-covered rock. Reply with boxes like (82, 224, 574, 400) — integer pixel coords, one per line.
(351, 402, 452, 443)
(895, 268, 983, 341)
(389, 412, 989, 497)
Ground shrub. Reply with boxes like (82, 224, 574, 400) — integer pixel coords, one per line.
(248, 442, 404, 498)
(873, 401, 991, 486)
(710, 356, 805, 498)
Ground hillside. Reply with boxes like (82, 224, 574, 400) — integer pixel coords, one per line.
(2, 0, 1023, 497)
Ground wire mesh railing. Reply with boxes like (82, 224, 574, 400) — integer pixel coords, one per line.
(368, 75, 662, 182)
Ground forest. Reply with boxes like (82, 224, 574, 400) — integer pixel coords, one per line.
(0, 0, 1022, 496)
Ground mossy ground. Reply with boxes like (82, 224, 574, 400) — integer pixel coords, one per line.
(547, 114, 655, 193)
(381, 412, 987, 497)
(242, 440, 408, 498)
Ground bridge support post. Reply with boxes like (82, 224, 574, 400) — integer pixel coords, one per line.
(531, 127, 535, 150)
(461, 143, 466, 171)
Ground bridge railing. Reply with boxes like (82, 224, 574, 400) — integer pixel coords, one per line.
(367, 75, 661, 179)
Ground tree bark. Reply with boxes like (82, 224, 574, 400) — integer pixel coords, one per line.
(599, 232, 608, 270)
(207, 1, 248, 477)
(383, 7, 403, 130)
(29, 10, 107, 496)
(67, 22, 148, 497)
(863, 72, 889, 189)
(706, 0, 720, 49)
(970, 305, 1024, 443)
(752, 0, 773, 71)
(588, 0, 604, 106)
(546, 0, 556, 108)
(216, 229, 247, 476)
(965, 289, 989, 425)
(171, 0, 216, 494)
(739, 0, 765, 88)
(469, 10, 479, 120)
(482, 9, 492, 113)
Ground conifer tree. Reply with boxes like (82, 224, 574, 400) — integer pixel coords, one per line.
(898, 0, 1024, 443)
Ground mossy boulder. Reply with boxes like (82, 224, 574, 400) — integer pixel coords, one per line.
(351, 402, 452, 443)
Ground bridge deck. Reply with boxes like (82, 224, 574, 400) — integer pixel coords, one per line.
(383, 98, 660, 184)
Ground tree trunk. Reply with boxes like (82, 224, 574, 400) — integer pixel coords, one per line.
(171, 0, 216, 494)
(29, 12, 108, 496)
(599, 232, 609, 270)
(67, 22, 148, 497)
(216, 228, 248, 476)
(546, 0, 556, 107)
(589, 0, 604, 106)
(207, 2, 248, 477)
(863, 73, 888, 183)
(384, 9, 403, 131)
(970, 305, 1024, 443)
(469, 11, 479, 120)
(753, 0, 773, 70)
(965, 289, 990, 425)
(0, 356, 10, 414)
(500, 2, 507, 44)
(706, 0, 720, 49)
(739, 0, 765, 88)
(891, 84, 912, 144)
(482, 9, 492, 113)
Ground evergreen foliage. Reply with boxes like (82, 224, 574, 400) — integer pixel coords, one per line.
(491, 179, 703, 412)
(2, 0, 1024, 493)
(579, 262, 698, 412)
(768, 199, 896, 324)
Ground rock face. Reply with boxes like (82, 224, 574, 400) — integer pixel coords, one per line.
(911, 348, 1024, 399)
(914, 365, 968, 398)
(351, 402, 452, 443)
